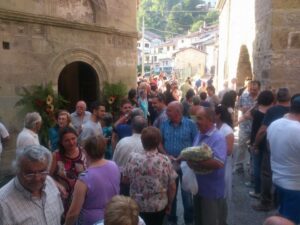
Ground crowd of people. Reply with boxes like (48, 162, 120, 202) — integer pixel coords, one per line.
(0, 73, 299, 225)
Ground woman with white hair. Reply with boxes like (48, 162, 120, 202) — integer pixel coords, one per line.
(16, 112, 42, 149)
(48, 110, 73, 151)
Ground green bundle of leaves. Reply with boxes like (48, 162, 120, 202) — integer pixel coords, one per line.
(102, 81, 127, 118)
(15, 82, 68, 146)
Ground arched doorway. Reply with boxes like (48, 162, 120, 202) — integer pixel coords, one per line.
(58, 61, 100, 112)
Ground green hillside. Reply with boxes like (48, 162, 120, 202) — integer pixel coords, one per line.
(138, 0, 219, 39)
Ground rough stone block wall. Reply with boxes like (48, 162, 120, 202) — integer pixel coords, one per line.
(0, 1, 138, 178)
(254, 0, 300, 93)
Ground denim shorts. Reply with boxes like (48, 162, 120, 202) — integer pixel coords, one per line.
(276, 185, 300, 224)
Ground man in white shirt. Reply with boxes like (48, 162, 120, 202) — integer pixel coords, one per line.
(16, 112, 41, 149)
(113, 116, 147, 171)
(70, 100, 91, 134)
(79, 101, 105, 144)
(113, 115, 147, 196)
(0, 145, 63, 225)
(267, 94, 300, 224)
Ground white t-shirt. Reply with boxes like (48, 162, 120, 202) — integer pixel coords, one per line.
(79, 120, 103, 143)
(267, 117, 300, 190)
(0, 123, 9, 154)
(219, 123, 234, 138)
(113, 133, 144, 172)
(16, 128, 39, 149)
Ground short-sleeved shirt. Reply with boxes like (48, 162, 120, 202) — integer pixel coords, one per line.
(219, 123, 233, 138)
(113, 123, 132, 140)
(70, 111, 91, 132)
(79, 120, 103, 143)
(193, 127, 227, 199)
(153, 108, 168, 129)
(123, 150, 178, 212)
(0, 122, 9, 154)
(16, 128, 40, 149)
(160, 117, 198, 157)
(77, 161, 120, 224)
(263, 105, 290, 127)
(238, 91, 256, 132)
(0, 176, 63, 225)
(113, 134, 144, 172)
(267, 118, 300, 190)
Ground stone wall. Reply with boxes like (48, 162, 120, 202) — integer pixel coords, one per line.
(217, 0, 300, 93)
(0, 1, 137, 177)
(266, 0, 300, 93)
(0, 1, 137, 127)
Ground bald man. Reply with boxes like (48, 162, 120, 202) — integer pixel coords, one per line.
(160, 101, 198, 225)
(263, 216, 295, 225)
(71, 100, 91, 134)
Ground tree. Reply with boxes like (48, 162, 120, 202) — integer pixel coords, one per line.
(138, 0, 218, 39)
(190, 20, 204, 32)
(204, 10, 219, 24)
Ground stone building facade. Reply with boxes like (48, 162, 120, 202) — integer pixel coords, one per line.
(174, 47, 207, 81)
(0, 0, 137, 177)
(216, 0, 300, 93)
(0, 0, 138, 127)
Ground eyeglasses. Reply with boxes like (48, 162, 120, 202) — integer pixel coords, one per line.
(23, 171, 49, 179)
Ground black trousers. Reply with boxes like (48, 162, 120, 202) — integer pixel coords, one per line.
(140, 209, 165, 225)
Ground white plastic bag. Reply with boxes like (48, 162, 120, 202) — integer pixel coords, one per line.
(181, 161, 198, 195)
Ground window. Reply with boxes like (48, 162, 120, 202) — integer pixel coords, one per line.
(167, 46, 170, 51)
(145, 43, 149, 48)
(158, 48, 163, 53)
(2, 42, 10, 50)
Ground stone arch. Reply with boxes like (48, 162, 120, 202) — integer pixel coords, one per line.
(48, 48, 108, 110)
(236, 45, 253, 89)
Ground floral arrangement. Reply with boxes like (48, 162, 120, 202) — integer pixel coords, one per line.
(15, 82, 68, 146)
(102, 81, 127, 118)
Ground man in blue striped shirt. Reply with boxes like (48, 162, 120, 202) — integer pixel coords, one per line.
(160, 101, 198, 225)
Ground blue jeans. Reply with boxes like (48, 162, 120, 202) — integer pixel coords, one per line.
(252, 149, 263, 193)
(168, 168, 194, 224)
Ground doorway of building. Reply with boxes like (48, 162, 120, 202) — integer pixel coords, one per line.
(58, 61, 100, 112)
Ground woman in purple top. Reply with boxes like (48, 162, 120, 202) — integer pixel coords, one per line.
(65, 135, 120, 225)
